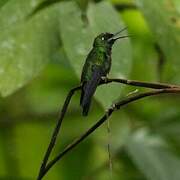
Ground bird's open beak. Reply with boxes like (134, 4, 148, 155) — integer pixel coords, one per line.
(108, 27, 129, 43)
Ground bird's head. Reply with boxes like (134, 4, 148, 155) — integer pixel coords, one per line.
(93, 27, 128, 49)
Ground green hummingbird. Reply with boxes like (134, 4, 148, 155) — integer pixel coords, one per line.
(80, 27, 128, 116)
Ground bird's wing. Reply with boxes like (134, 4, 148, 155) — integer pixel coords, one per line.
(81, 65, 103, 116)
(81, 48, 98, 82)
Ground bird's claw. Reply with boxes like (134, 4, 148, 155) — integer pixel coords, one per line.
(101, 76, 108, 83)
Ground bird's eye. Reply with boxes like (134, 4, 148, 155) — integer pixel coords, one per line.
(101, 37, 104, 40)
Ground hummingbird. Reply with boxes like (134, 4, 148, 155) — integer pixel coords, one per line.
(80, 28, 128, 116)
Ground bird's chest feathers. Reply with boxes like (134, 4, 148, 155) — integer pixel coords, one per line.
(95, 47, 111, 71)
(96, 47, 111, 65)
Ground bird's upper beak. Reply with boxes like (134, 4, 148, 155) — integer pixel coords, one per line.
(108, 27, 129, 43)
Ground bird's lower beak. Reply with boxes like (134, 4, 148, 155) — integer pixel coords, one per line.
(108, 35, 129, 44)
(108, 27, 129, 43)
(112, 35, 129, 41)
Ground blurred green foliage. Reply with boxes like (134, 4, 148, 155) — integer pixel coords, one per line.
(0, 0, 180, 179)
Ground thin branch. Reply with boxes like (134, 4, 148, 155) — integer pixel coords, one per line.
(38, 78, 179, 178)
(102, 78, 180, 89)
(83, 148, 125, 180)
(107, 119, 113, 178)
(37, 85, 81, 180)
(39, 88, 180, 179)
(37, 77, 180, 179)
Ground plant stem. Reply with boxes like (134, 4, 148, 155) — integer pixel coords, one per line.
(37, 86, 81, 180)
(39, 88, 180, 179)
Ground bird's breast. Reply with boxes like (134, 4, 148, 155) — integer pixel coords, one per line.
(103, 53, 112, 74)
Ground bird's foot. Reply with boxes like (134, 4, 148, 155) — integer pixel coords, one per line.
(101, 76, 108, 83)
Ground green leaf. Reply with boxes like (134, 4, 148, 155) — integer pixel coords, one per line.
(59, 1, 132, 108)
(14, 122, 61, 179)
(136, 0, 180, 83)
(0, 0, 45, 30)
(0, 0, 9, 9)
(126, 129, 180, 180)
(173, 0, 180, 13)
(0, 1, 60, 96)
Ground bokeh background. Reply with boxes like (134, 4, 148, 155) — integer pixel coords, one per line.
(0, 0, 180, 179)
